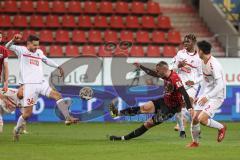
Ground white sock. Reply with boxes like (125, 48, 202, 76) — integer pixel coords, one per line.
(121, 136, 125, 140)
(191, 123, 200, 143)
(207, 119, 224, 130)
(15, 115, 26, 132)
(182, 108, 191, 121)
(176, 112, 185, 131)
(56, 99, 71, 119)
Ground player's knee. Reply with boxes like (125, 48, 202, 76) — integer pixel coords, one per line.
(144, 121, 155, 129)
(198, 116, 208, 125)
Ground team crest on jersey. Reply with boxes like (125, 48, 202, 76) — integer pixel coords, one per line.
(164, 81, 174, 93)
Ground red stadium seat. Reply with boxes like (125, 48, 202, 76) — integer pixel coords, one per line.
(104, 30, 118, 42)
(49, 45, 64, 57)
(36, 1, 50, 13)
(168, 31, 181, 44)
(99, 1, 113, 14)
(129, 46, 145, 57)
(13, 15, 28, 28)
(0, 15, 12, 27)
(82, 45, 97, 56)
(94, 16, 108, 29)
(120, 30, 134, 42)
(163, 45, 177, 57)
(88, 30, 102, 43)
(39, 46, 47, 54)
(46, 15, 60, 28)
(126, 16, 140, 29)
(67, 1, 82, 14)
(62, 15, 76, 28)
(65, 45, 80, 57)
(157, 16, 171, 29)
(29, 15, 45, 28)
(146, 2, 161, 15)
(146, 45, 161, 57)
(152, 31, 166, 44)
(109, 16, 125, 29)
(141, 16, 155, 29)
(131, 2, 145, 14)
(115, 1, 129, 15)
(83, 1, 98, 14)
(39, 30, 54, 43)
(55, 30, 69, 43)
(19, 0, 34, 13)
(2, 1, 18, 13)
(52, 1, 66, 13)
(98, 45, 112, 57)
(114, 46, 129, 57)
(22, 30, 36, 41)
(72, 30, 87, 43)
(136, 31, 150, 43)
(78, 16, 92, 28)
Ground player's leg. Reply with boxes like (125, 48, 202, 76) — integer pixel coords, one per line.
(187, 110, 201, 147)
(110, 117, 157, 141)
(197, 99, 226, 142)
(109, 98, 176, 141)
(43, 81, 79, 125)
(13, 84, 35, 141)
(175, 111, 186, 138)
(109, 101, 155, 118)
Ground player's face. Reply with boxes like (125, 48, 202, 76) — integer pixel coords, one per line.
(28, 40, 39, 53)
(183, 38, 195, 52)
(156, 65, 166, 78)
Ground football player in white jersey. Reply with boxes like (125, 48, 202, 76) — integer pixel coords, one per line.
(6, 34, 78, 141)
(187, 40, 227, 148)
(171, 34, 203, 138)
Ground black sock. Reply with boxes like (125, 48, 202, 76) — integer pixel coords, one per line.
(120, 107, 140, 116)
(124, 125, 148, 140)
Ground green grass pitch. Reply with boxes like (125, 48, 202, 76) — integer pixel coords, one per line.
(0, 122, 239, 160)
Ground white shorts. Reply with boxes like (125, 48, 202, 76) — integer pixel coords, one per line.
(21, 80, 52, 107)
(194, 98, 224, 118)
(186, 87, 198, 98)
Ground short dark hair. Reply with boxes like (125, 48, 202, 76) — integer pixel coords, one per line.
(157, 61, 168, 67)
(184, 34, 197, 43)
(197, 40, 212, 54)
(27, 34, 39, 42)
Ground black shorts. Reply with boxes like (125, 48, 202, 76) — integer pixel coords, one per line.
(151, 97, 178, 124)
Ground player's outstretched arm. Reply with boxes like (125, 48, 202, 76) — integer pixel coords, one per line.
(5, 33, 22, 56)
(133, 62, 160, 78)
(41, 54, 64, 77)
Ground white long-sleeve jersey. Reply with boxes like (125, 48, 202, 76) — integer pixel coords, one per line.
(170, 49, 203, 89)
(201, 56, 226, 99)
(6, 41, 59, 84)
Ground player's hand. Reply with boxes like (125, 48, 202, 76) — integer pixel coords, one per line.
(2, 81, 8, 92)
(12, 33, 22, 42)
(198, 96, 208, 106)
(58, 67, 64, 78)
(185, 80, 194, 87)
(194, 97, 199, 104)
(178, 59, 187, 68)
(133, 62, 140, 68)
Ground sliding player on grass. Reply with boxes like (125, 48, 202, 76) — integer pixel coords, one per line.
(108, 61, 193, 141)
